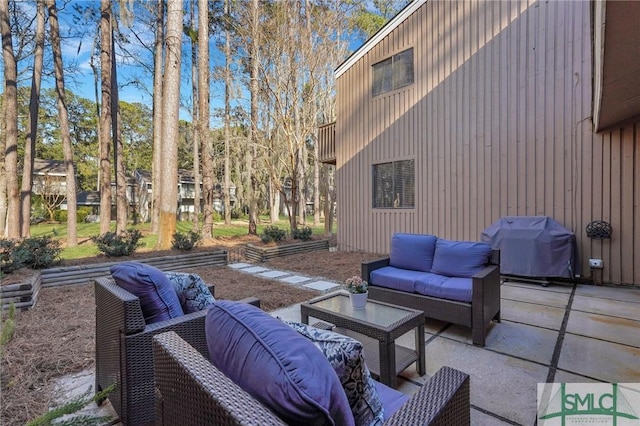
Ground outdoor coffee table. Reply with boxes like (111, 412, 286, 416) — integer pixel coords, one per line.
(300, 292, 425, 388)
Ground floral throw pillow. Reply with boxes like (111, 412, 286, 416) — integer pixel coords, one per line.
(165, 272, 215, 314)
(284, 320, 384, 426)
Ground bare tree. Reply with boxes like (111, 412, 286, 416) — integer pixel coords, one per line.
(199, 0, 213, 239)
(46, 0, 78, 246)
(223, 0, 231, 225)
(188, 0, 200, 231)
(1, 0, 19, 238)
(0, 92, 6, 237)
(247, 0, 260, 234)
(34, 173, 66, 222)
(19, 0, 45, 237)
(112, 28, 128, 233)
(156, 0, 183, 249)
(99, 0, 112, 234)
(151, 0, 164, 233)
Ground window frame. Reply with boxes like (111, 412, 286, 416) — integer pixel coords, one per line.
(371, 48, 414, 97)
(371, 159, 415, 209)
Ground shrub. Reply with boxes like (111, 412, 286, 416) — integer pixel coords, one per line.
(230, 208, 245, 220)
(292, 226, 313, 241)
(93, 230, 143, 257)
(1, 239, 24, 275)
(261, 225, 286, 243)
(76, 207, 93, 223)
(1, 237, 61, 274)
(18, 236, 62, 269)
(172, 231, 201, 251)
(54, 209, 68, 223)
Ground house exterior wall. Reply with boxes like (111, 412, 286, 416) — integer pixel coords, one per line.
(335, 0, 640, 285)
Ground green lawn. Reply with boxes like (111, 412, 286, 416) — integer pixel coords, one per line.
(29, 216, 335, 260)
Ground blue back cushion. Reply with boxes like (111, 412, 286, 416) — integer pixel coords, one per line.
(205, 301, 354, 426)
(430, 239, 492, 278)
(389, 233, 437, 272)
(110, 262, 184, 324)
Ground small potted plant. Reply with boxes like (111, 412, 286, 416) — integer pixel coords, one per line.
(344, 276, 368, 309)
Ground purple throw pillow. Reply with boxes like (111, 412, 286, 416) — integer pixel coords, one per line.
(205, 301, 354, 426)
(110, 262, 184, 324)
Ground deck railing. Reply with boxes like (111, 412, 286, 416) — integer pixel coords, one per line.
(317, 122, 336, 165)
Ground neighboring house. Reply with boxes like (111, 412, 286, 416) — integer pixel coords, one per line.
(31, 159, 69, 196)
(319, 0, 640, 286)
(135, 169, 237, 222)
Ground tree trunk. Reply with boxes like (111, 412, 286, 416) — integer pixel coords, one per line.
(99, 0, 112, 234)
(190, 0, 200, 231)
(156, 0, 183, 249)
(313, 147, 320, 226)
(198, 0, 213, 239)
(112, 28, 128, 233)
(0, 96, 6, 237)
(223, 0, 231, 225)
(247, 0, 259, 235)
(270, 181, 280, 223)
(90, 40, 101, 191)
(20, 0, 45, 237)
(151, 0, 164, 233)
(47, 0, 78, 246)
(0, 0, 20, 239)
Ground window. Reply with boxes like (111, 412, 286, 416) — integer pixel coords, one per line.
(372, 48, 414, 96)
(372, 159, 415, 208)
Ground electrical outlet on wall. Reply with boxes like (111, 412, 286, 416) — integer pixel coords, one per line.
(589, 258, 604, 269)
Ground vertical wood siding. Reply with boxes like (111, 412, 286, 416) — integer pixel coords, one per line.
(336, 0, 640, 285)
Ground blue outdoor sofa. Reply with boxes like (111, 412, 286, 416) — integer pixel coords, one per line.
(362, 233, 501, 346)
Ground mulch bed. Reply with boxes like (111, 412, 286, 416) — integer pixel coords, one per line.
(0, 242, 382, 426)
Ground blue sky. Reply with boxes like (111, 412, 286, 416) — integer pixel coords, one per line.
(3, 0, 229, 124)
(3, 0, 369, 126)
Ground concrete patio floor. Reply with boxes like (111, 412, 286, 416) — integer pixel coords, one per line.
(54, 264, 640, 425)
(268, 274, 640, 425)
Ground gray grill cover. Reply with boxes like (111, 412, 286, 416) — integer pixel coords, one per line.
(480, 216, 579, 278)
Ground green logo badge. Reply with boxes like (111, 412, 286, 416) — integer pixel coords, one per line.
(538, 383, 640, 425)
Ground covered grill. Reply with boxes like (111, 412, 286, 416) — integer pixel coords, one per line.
(480, 216, 579, 279)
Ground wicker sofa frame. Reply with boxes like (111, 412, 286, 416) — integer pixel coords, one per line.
(362, 250, 501, 347)
(94, 276, 258, 425)
(153, 331, 471, 425)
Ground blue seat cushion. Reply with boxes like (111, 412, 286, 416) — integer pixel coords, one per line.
(373, 381, 409, 421)
(430, 239, 491, 278)
(164, 272, 215, 313)
(110, 262, 184, 324)
(369, 267, 429, 293)
(389, 233, 437, 272)
(414, 275, 473, 303)
(205, 301, 354, 426)
(284, 321, 384, 426)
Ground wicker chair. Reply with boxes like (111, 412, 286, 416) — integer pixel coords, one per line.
(362, 250, 501, 347)
(153, 331, 471, 425)
(94, 276, 258, 425)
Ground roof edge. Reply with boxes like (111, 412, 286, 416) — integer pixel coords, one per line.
(335, 0, 427, 79)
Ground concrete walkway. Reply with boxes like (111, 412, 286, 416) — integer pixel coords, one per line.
(53, 264, 640, 425)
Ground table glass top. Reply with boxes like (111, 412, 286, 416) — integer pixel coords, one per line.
(309, 293, 414, 327)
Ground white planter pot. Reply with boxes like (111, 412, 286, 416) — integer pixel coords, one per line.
(349, 292, 368, 310)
